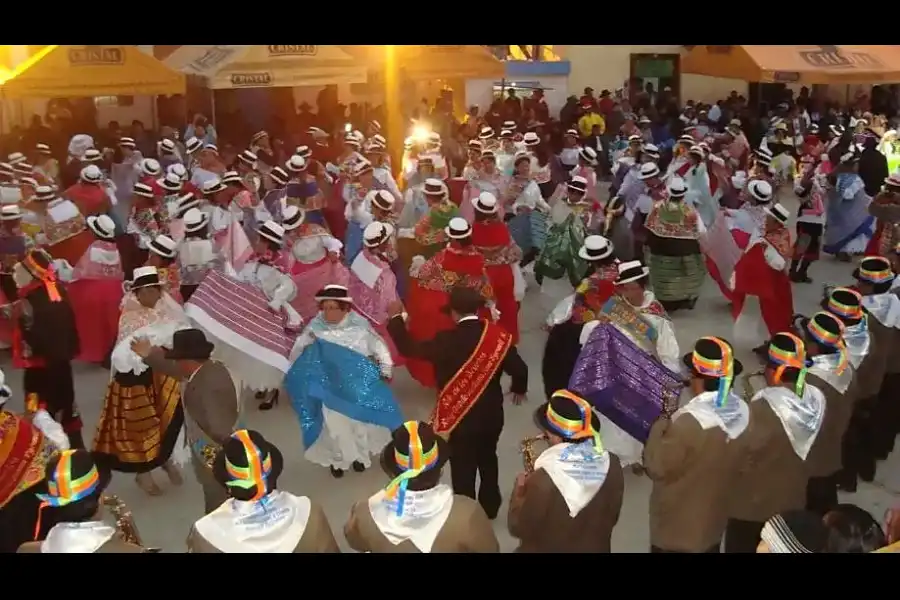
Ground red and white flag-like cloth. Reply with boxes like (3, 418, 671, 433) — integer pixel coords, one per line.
(185, 270, 298, 390)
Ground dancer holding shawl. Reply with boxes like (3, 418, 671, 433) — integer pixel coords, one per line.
(397, 178, 458, 263)
(799, 312, 856, 515)
(188, 430, 339, 553)
(724, 333, 825, 553)
(504, 152, 550, 259)
(535, 176, 591, 306)
(66, 215, 124, 365)
(645, 176, 706, 311)
(644, 337, 749, 553)
(344, 421, 499, 553)
(508, 390, 624, 553)
(471, 192, 525, 343)
(823, 149, 874, 260)
(288, 223, 348, 323)
(402, 218, 495, 389)
(731, 202, 793, 354)
(542, 235, 618, 399)
(186, 221, 302, 411)
(388, 286, 528, 520)
(348, 222, 404, 365)
(286, 285, 401, 479)
(574, 261, 681, 469)
(92, 266, 189, 496)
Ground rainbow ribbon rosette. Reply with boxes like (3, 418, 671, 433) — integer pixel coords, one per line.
(546, 389, 604, 454)
(385, 422, 440, 517)
(768, 332, 810, 396)
(691, 336, 735, 407)
(224, 430, 273, 503)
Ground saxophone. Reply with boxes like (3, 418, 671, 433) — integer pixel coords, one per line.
(101, 494, 160, 552)
(520, 434, 550, 473)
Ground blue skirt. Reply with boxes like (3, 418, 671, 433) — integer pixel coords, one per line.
(344, 222, 364, 266)
(530, 211, 548, 251)
(508, 213, 533, 252)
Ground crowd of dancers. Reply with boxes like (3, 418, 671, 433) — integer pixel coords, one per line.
(0, 103, 898, 553)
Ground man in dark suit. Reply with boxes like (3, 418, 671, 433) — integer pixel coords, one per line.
(387, 285, 528, 519)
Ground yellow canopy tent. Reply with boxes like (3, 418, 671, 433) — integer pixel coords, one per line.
(358, 45, 504, 80)
(0, 45, 186, 98)
(682, 45, 900, 85)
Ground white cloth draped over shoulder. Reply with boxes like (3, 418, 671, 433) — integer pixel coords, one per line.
(110, 293, 190, 376)
(194, 491, 312, 553)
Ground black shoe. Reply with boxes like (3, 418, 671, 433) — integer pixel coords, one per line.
(330, 466, 344, 478)
(859, 459, 877, 483)
(352, 461, 365, 473)
(258, 390, 279, 411)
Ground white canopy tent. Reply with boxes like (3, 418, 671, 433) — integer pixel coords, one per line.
(162, 45, 368, 89)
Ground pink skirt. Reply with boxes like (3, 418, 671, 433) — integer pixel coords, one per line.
(69, 278, 124, 364)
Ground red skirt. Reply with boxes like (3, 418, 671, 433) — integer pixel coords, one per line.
(731, 245, 794, 336)
(405, 284, 453, 389)
(323, 182, 348, 242)
(866, 220, 885, 256)
(486, 263, 519, 343)
(705, 229, 750, 304)
(69, 278, 123, 364)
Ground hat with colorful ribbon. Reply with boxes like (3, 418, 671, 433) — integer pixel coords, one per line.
(805, 311, 849, 375)
(823, 287, 864, 322)
(682, 336, 744, 407)
(381, 421, 449, 516)
(854, 256, 895, 286)
(535, 389, 604, 453)
(19, 248, 62, 302)
(767, 332, 811, 396)
(212, 429, 283, 502)
(33, 449, 110, 539)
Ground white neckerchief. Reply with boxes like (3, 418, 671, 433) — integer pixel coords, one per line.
(752, 385, 826, 460)
(367, 484, 454, 553)
(42, 521, 117, 553)
(843, 318, 870, 369)
(673, 390, 750, 439)
(862, 292, 900, 329)
(194, 491, 311, 554)
(88, 242, 121, 266)
(533, 441, 610, 518)
(809, 353, 853, 394)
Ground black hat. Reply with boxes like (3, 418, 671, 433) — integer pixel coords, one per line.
(822, 287, 864, 322)
(682, 336, 744, 376)
(212, 430, 284, 499)
(36, 449, 111, 507)
(380, 421, 450, 486)
(805, 311, 845, 349)
(440, 285, 485, 316)
(164, 328, 214, 361)
(534, 389, 602, 442)
(854, 255, 895, 286)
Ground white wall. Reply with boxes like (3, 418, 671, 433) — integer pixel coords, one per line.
(556, 45, 748, 104)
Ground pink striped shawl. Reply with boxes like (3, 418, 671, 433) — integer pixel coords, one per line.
(187, 270, 296, 360)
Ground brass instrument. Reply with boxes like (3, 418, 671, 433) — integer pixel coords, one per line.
(520, 434, 550, 473)
(101, 494, 160, 552)
(739, 369, 767, 403)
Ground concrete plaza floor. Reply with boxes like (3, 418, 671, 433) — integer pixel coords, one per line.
(5, 194, 898, 552)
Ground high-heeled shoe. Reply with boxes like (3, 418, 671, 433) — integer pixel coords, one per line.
(352, 461, 366, 473)
(258, 390, 279, 411)
(330, 466, 344, 478)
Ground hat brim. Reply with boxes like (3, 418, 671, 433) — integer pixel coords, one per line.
(164, 339, 215, 361)
(204, 184, 227, 195)
(184, 216, 210, 233)
(159, 182, 183, 192)
(616, 267, 650, 285)
(0, 210, 22, 221)
(212, 438, 284, 490)
(638, 171, 660, 181)
(314, 295, 353, 304)
(532, 401, 602, 440)
(578, 246, 613, 261)
(379, 435, 450, 480)
(681, 352, 744, 377)
(257, 230, 283, 245)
